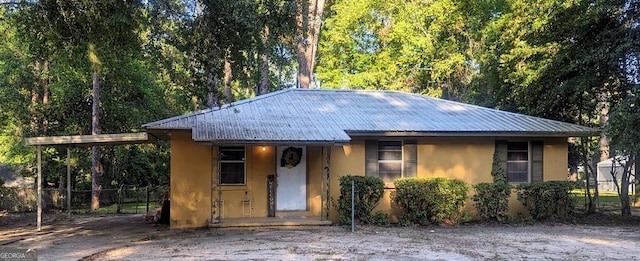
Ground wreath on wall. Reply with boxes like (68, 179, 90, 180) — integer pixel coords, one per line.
(281, 147, 302, 169)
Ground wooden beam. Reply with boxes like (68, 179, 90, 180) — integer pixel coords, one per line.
(24, 133, 151, 147)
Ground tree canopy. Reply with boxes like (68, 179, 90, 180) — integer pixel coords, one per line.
(0, 0, 638, 212)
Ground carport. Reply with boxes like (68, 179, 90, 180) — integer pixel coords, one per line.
(23, 133, 154, 231)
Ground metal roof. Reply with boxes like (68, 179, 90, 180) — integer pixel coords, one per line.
(143, 88, 598, 144)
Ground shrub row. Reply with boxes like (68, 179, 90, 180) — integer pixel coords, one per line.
(393, 178, 469, 225)
(516, 181, 578, 220)
(473, 181, 578, 222)
(335, 175, 577, 226)
(335, 176, 470, 226)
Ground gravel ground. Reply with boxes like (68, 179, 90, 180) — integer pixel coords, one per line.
(1, 213, 639, 260)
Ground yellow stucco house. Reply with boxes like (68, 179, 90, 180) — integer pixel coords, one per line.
(143, 88, 596, 228)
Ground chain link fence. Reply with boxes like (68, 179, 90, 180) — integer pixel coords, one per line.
(0, 185, 168, 215)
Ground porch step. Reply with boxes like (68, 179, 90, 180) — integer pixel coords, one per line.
(209, 217, 332, 228)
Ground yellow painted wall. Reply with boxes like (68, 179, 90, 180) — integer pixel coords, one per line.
(168, 133, 570, 225)
(305, 146, 325, 217)
(326, 137, 570, 222)
(377, 137, 495, 217)
(169, 132, 212, 228)
(415, 138, 495, 183)
(213, 145, 325, 219)
(328, 141, 365, 221)
(543, 138, 569, 181)
(216, 145, 275, 219)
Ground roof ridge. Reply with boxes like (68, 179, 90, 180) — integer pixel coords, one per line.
(143, 88, 295, 128)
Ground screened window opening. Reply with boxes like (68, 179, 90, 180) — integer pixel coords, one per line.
(507, 142, 529, 183)
(219, 146, 246, 185)
(378, 141, 403, 182)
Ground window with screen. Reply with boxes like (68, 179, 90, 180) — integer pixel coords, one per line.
(378, 141, 403, 182)
(507, 142, 529, 183)
(219, 146, 245, 185)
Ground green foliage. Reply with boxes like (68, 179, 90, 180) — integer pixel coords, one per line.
(0, 2, 182, 192)
(334, 175, 385, 225)
(473, 183, 512, 222)
(473, 152, 512, 222)
(393, 177, 469, 225)
(607, 85, 639, 216)
(369, 210, 390, 226)
(318, 0, 473, 98)
(516, 181, 578, 221)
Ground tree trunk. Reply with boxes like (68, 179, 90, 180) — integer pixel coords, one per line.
(31, 61, 41, 134)
(619, 155, 634, 216)
(599, 93, 609, 163)
(296, 0, 325, 89)
(223, 49, 233, 104)
(207, 70, 218, 108)
(580, 138, 596, 214)
(91, 68, 101, 211)
(259, 24, 270, 95)
(635, 153, 640, 207)
(42, 60, 50, 135)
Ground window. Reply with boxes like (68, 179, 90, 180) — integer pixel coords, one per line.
(219, 146, 245, 185)
(378, 141, 403, 182)
(366, 140, 416, 182)
(507, 142, 529, 183)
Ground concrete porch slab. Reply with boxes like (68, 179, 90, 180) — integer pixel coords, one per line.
(209, 217, 332, 228)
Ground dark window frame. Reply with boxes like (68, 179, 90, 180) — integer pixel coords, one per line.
(506, 142, 530, 183)
(219, 146, 246, 185)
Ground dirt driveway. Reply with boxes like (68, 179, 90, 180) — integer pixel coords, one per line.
(1, 213, 639, 260)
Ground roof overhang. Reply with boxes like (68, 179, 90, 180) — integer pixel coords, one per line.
(194, 139, 350, 146)
(24, 133, 154, 147)
(346, 130, 600, 138)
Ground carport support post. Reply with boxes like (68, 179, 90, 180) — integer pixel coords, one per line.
(351, 180, 354, 233)
(37, 145, 42, 231)
(67, 147, 71, 219)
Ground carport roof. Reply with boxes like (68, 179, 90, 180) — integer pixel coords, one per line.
(24, 132, 152, 147)
(143, 88, 598, 144)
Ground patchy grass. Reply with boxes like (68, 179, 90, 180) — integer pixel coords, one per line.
(72, 202, 153, 215)
(572, 189, 635, 207)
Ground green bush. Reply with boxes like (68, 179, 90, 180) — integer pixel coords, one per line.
(369, 210, 390, 226)
(393, 177, 469, 225)
(473, 182, 511, 221)
(516, 181, 578, 220)
(473, 151, 512, 222)
(334, 175, 384, 225)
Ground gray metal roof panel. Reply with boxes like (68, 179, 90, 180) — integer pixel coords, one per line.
(143, 88, 597, 143)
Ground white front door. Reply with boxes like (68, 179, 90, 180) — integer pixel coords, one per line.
(276, 146, 307, 211)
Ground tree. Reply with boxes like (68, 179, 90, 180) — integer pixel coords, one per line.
(295, 0, 325, 89)
(257, 0, 297, 95)
(317, 0, 476, 97)
(607, 72, 639, 217)
(1, 0, 182, 209)
(469, 0, 639, 215)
